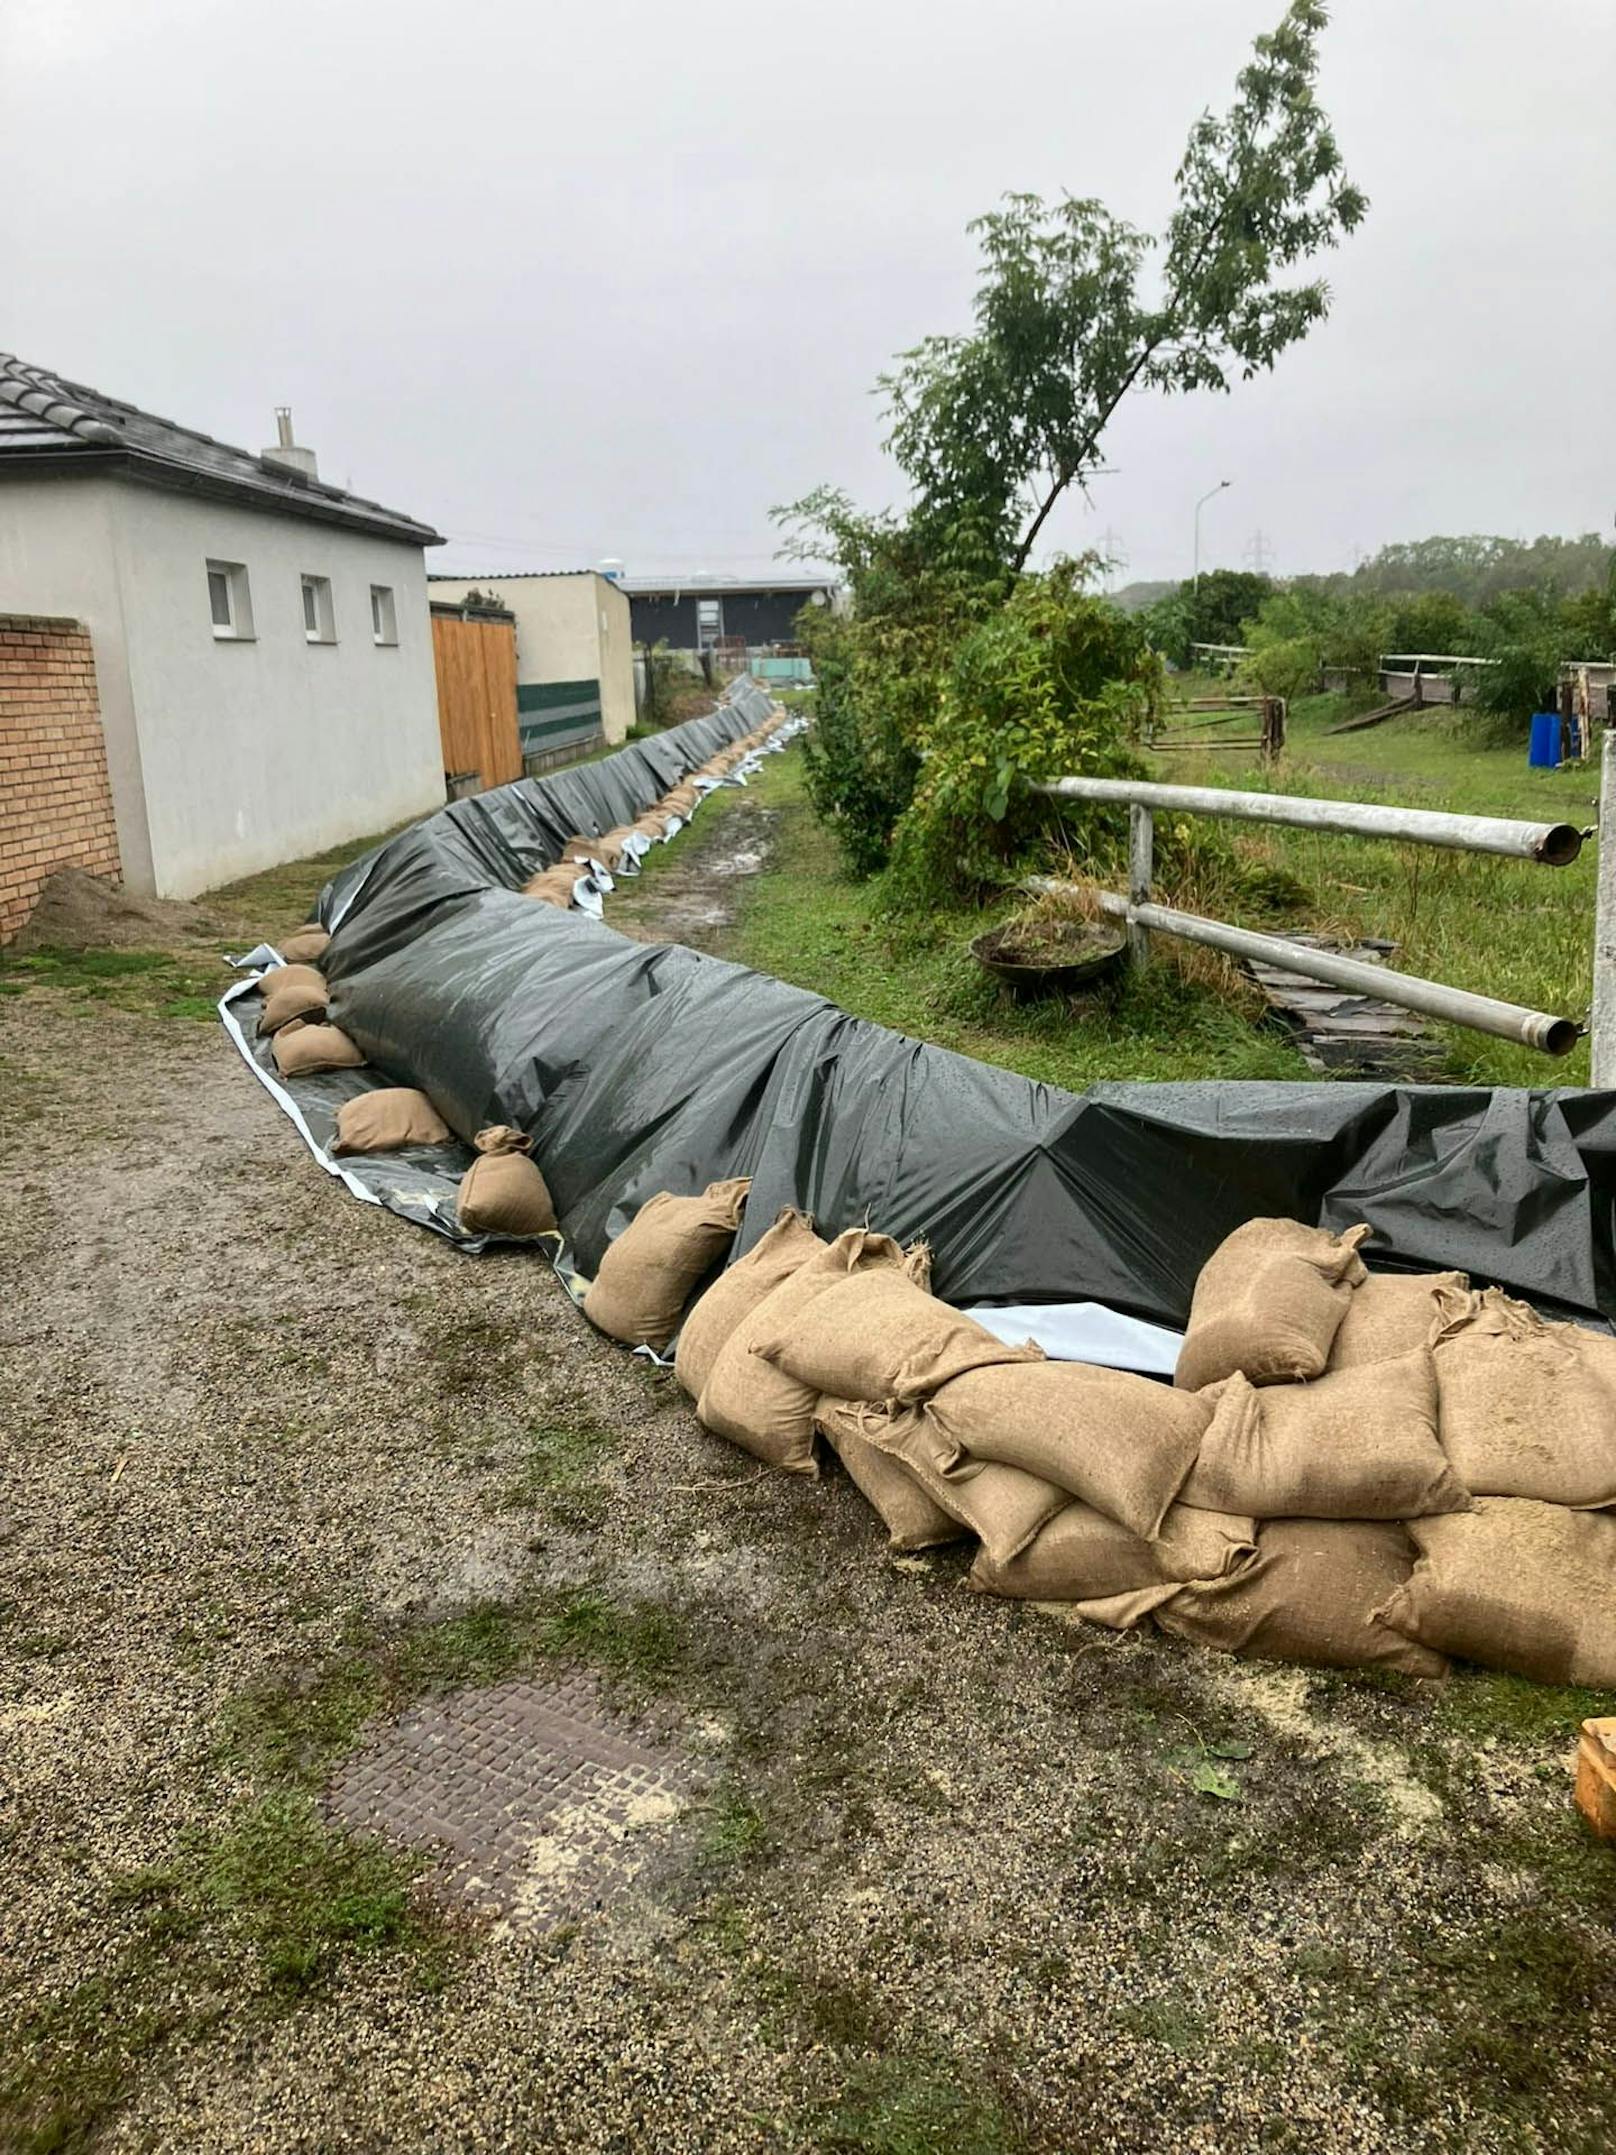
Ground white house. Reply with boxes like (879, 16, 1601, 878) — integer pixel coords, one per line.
(0, 354, 448, 899)
(426, 570, 633, 767)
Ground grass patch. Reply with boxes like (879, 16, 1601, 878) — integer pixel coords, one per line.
(724, 697, 1598, 1093)
(807, 2055, 1023, 2155)
(0, 945, 229, 1022)
(1436, 1669, 1607, 1747)
(727, 754, 1307, 1089)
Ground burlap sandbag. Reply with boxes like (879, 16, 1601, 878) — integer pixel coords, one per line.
(1431, 1287, 1616, 1507)
(256, 965, 328, 1035)
(673, 1209, 825, 1399)
(1328, 1269, 1466, 1369)
(1156, 1519, 1448, 1677)
(817, 1398, 963, 1552)
(969, 1499, 1257, 1603)
(271, 1020, 365, 1076)
(520, 864, 580, 909)
(632, 811, 671, 840)
(584, 1177, 750, 1349)
(1175, 1219, 1370, 1392)
(277, 926, 330, 964)
(456, 1126, 557, 1236)
(331, 1088, 452, 1157)
(1184, 1352, 1467, 1520)
(1380, 1500, 1616, 1685)
(598, 826, 639, 870)
(857, 1402, 1066, 1566)
(925, 1361, 1210, 1541)
(662, 785, 698, 816)
(752, 1270, 1040, 1406)
(559, 833, 601, 865)
(696, 1231, 921, 1474)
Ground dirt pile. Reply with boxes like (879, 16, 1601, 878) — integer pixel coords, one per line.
(9, 868, 214, 953)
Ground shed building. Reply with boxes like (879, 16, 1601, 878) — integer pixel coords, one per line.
(0, 353, 447, 902)
(426, 571, 633, 769)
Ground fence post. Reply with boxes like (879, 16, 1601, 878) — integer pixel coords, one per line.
(1593, 728, 1616, 1088)
(1128, 803, 1153, 970)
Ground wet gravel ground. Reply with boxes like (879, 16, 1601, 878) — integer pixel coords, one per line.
(1, 964, 1610, 2151)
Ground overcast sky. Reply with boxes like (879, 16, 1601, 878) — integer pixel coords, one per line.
(4, 0, 1612, 587)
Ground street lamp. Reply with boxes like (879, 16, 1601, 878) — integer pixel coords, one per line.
(1193, 479, 1232, 592)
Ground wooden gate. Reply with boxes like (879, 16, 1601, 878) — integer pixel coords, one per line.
(431, 607, 521, 793)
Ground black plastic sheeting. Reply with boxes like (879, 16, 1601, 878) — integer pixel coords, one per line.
(250, 683, 1616, 1330)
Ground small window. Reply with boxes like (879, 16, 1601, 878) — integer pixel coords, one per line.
(370, 584, 398, 646)
(206, 559, 254, 640)
(695, 596, 724, 648)
(301, 574, 335, 644)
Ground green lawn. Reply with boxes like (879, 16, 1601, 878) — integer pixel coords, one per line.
(720, 700, 1598, 1093)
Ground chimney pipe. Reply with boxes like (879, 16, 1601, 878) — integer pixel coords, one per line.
(261, 405, 318, 481)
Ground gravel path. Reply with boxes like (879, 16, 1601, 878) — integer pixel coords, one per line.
(0, 863, 1610, 2153)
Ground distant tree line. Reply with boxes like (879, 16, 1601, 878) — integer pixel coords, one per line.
(1132, 534, 1616, 723)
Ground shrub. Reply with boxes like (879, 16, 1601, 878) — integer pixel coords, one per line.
(887, 564, 1162, 903)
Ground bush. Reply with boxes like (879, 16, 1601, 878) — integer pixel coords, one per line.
(887, 564, 1162, 903)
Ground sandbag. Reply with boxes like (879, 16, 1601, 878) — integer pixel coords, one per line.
(632, 812, 671, 840)
(1381, 1500, 1616, 1685)
(662, 785, 698, 815)
(1328, 1269, 1465, 1369)
(520, 864, 580, 909)
(455, 1125, 558, 1236)
(596, 827, 639, 870)
(1155, 1520, 1447, 1678)
(271, 1020, 365, 1076)
(752, 1270, 1039, 1406)
(1175, 1219, 1369, 1391)
(584, 1177, 750, 1350)
(925, 1361, 1210, 1541)
(331, 1087, 453, 1157)
(1431, 1288, 1616, 1507)
(256, 965, 328, 1035)
(696, 1231, 919, 1474)
(818, 1399, 963, 1552)
(969, 1499, 1257, 1604)
(277, 926, 330, 964)
(673, 1209, 825, 1399)
(856, 1401, 1066, 1567)
(1184, 1352, 1467, 1520)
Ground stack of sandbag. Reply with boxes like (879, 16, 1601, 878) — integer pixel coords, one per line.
(1150, 1221, 1616, 1685)
(663, 1212, 1222, 1600)
(252, 944, 371, 1080)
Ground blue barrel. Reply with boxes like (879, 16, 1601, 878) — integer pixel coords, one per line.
(1529, 711, 1562, 768)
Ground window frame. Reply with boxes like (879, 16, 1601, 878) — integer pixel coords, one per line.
(369, 583, 398, 647)
(206, 559, 254, 641)
(300, 573, 336, 646)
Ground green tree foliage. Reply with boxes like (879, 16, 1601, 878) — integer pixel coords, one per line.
(777, 3, 1365, 893)
(873, 3, 1365, 572)
(888, 564, 1162, 900)
(1140, 568, 1276, 667)
(1342, 533, 1612, 608)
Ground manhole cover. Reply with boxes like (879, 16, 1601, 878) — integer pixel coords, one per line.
(327, 1670, 696, 1933)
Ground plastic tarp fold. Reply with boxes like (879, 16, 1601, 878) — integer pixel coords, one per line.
(231, 680, 1616, 1328)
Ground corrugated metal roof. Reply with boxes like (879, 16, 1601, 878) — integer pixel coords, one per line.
(0, 355, 442, 547)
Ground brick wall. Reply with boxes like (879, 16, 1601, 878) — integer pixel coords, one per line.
(0, 614, 123, 944)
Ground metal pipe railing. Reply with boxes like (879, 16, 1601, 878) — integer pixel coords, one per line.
(1034, 774, 1586, 867)
(1026, 877, 1580, 1057)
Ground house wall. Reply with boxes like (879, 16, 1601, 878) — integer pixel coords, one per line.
(0, 471, 154, 890)
(0, 613, 123, 943)
(627, 587, 823, 650)
(427, 573, 633, 754)
(107, 481, 445, 897)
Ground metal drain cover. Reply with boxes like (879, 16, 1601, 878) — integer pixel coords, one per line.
(327, 1670, 695, 1932)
